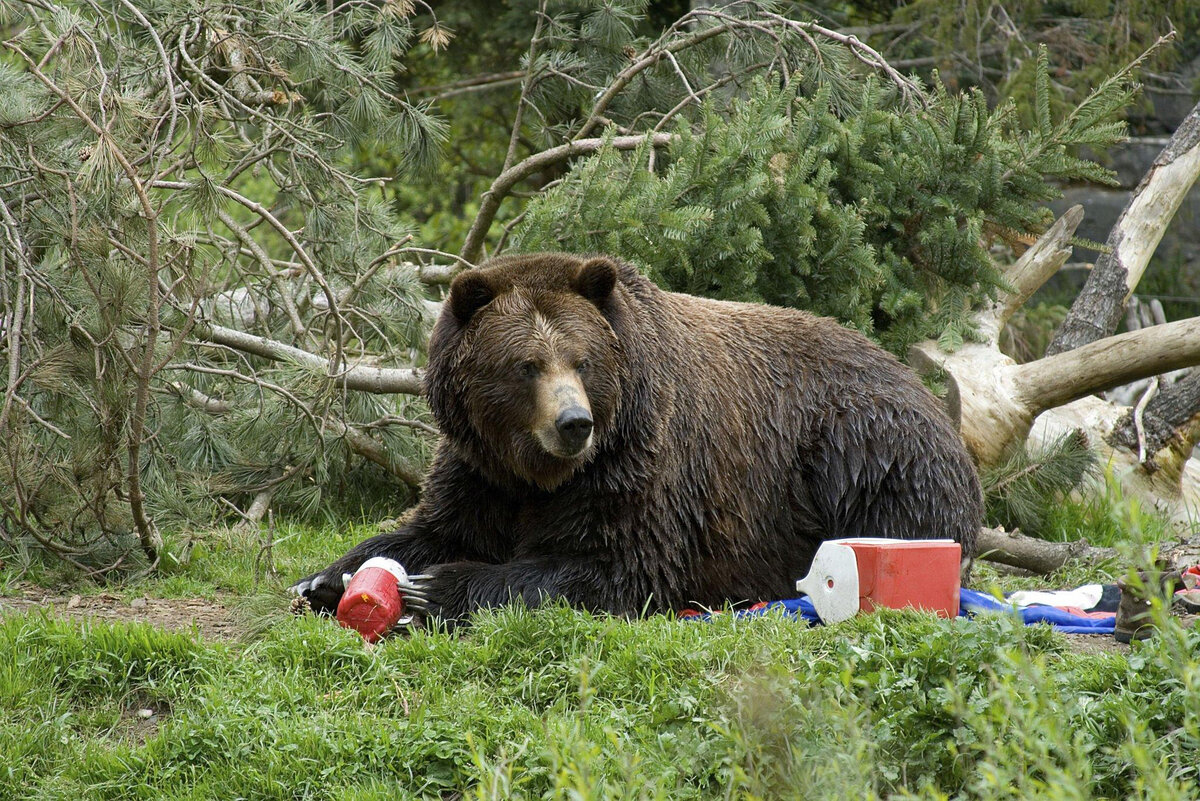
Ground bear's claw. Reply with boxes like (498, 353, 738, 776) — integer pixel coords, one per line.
(398, 573, 433, 612)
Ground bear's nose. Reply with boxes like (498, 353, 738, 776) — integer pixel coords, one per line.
(555, 407, 593, 451)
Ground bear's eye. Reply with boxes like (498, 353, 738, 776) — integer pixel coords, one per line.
(575, 359, 589, 374)
(518, 361, 538, 379)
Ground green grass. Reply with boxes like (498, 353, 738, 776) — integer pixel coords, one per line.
(2, 500, 1199, 799)
(3, 602, 1199, 799)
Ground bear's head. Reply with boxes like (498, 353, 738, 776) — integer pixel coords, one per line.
(426, 254, 629, 490)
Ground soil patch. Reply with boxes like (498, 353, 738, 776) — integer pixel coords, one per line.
(1061, 633, 1130, 655)
(0, 585, 241, 640)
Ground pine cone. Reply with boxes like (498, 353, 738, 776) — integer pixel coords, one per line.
(289, 595, 311, 616)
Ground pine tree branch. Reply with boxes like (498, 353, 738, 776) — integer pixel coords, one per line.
(166, 381, 233, 414)
(5, 40, 165, 563)
(574, 19, 737, 141)
(163, 363, 424, 488)
(194, 322, 425, 395)
(0, 196, 31, 437)
(461, 132, 676, 264)
(214, 208, 310, 344)
(152, 179, 345, 367)
(757, 12, 927, 107)
(501, 0, 546, 176)
(409, 70, 526, 101)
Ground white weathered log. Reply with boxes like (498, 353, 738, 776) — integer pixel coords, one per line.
(912, 316, 1200, 466)
(1028, 397, 1200, 525)
(196, 322, 425, 395)
(1014, 316, 1200, 411)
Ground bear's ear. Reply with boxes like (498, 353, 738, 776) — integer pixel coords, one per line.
(574, 257, 618, 306)
(448, 270, 497, 325)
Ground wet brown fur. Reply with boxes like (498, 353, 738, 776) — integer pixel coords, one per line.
(297, 253, 982, 621)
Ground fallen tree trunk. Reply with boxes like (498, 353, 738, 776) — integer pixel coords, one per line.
(913, 103, 1200, 521)
(975, 526, 1119, 574)
(975, 527, 1200, 576)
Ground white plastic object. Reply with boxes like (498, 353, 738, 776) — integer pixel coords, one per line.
(795, 542, 860, 624)
(356, 556, 409, 582)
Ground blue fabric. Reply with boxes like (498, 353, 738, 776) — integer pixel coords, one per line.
(958, 588, 1116, 634)
(684, 590, 1117, 634)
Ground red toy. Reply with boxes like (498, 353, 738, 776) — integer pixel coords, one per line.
(336, 557, 409, 642)
(795, 538, 961, 624)
(840, 538, 961, 617)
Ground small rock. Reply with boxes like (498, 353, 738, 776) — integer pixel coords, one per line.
(136, 708, 154, 719)
(67, 595, 82, 609)
(130, 597, 147, 610)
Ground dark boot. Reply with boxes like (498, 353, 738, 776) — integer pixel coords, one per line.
(1114, 570, 1182, 644)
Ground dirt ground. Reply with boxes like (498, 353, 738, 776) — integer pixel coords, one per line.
(0, 585, 242, 640)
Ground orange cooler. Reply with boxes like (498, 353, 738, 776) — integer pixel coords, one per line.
(833, 538, 961, 618)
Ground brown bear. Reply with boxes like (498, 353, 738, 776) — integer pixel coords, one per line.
(293, 252, 981, 623)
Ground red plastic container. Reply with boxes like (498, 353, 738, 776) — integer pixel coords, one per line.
(336, 557, 407, 642)
(834, 538, 961, 618)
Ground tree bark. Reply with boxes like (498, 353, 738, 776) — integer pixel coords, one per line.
(1046, 99, 1200, 356)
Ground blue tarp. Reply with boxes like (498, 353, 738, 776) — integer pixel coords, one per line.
(684, 590, 1117, 634)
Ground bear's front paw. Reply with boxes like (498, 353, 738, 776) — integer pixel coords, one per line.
(290, 568, 353, 616)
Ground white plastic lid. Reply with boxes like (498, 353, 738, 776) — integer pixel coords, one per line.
(357, 556, 409, 582)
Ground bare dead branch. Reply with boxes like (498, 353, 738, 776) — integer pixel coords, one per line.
(978, 205, 1084, 340)
(195, 322, 425, 395)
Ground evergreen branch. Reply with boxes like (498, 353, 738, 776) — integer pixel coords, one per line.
(8, 395, 72, 440)
(461, 132, 677, 264)
(165, 382, 234, 414)
(163, 363, 323, 432)
(4, 38, 165, 563)
(0, 195, 31, 436)
(574, 19, 737, 141)
(362, 415, 439, 437)
(410, 70, 526, 101)
(109, 0, 180, 182)
(152, 179, 346, 369)
(161, 363, 423, 488)
(215, 208, 311, 344)
(502, 0, 546, 176)
(758, 12, 928, 107)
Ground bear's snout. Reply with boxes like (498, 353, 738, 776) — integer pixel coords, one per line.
(532, 367, 594, 460)
(555, 406, 593, 453)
